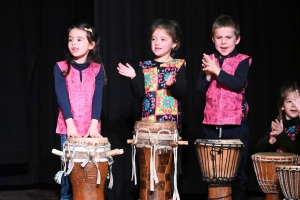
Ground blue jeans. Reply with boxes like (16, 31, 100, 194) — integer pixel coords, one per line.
(60, 134, 72, 200)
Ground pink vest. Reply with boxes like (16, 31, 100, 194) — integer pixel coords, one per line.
(56, 61, 101, 136)
(203, 54, 251, 125)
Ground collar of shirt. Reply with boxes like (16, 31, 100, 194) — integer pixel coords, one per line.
(71, 60, 89, 71)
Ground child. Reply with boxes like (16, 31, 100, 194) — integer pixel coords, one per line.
(117, 19, 186, 200)
(54, 23, 106, 200)
(117, 19, 186, 131)
(255, 82, 300, 155)
(197, 15, 252, 200)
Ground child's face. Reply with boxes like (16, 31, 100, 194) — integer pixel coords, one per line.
(282, 91, 299, 120)
(68, 28, 95, 63)
(151, 28, 177, 62)
(212, 27, 240, 56)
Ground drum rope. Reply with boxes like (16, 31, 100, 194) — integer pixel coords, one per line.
(132, 127, 180, 199)
(172, 130, 180, 200)
(131, 134, 137, 185)
(104, 143, 114, 189)
(62, 141, 113, 187)
(149, 130, 160, 191)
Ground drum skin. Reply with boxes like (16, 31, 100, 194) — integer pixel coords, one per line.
(70, 162, 108, 200)
(252, 152, 298, 200)
(138, 147, 173, 200)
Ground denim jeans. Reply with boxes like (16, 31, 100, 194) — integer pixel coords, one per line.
(60, 134, 72, 200)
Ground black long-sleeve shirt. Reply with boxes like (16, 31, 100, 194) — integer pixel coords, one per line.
(130, 60, 187, 100)
(255, 117, 300, 155)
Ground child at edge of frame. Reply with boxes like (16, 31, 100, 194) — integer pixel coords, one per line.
(54, 23, 107, 200)
(196, 15, 252, 200)
(255, 82, 300, 158)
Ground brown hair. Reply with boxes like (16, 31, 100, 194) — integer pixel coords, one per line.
(278, 82, 300, 119)
(212, 15, 240, 38)
(151, 19, 182, 57)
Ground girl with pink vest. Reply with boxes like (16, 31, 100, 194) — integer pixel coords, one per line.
(54, 23, 106, 200)
(197, 15, 251, 200)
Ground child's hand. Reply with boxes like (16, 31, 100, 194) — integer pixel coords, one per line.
(166, 72, 176, 86)
(269, 135, 277, 144)
(117, 63, 136, 79)
(270, 119, 283, 136)
(291, 90, 300, 113)
(202, 54, 221, 76)
(85, 119, 102, 138)
(65, 118, 81, 138)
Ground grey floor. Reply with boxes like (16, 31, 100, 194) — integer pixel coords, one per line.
(0, 186, 266, 200)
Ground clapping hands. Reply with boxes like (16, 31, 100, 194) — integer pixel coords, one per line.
(202, 53, 221, 77)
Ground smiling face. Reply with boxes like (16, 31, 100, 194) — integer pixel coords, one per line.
(68, 28, 95, 63)
(151, 28, 177, 62)
(212, 27, 240, 56)
(282, 91, 299, 120)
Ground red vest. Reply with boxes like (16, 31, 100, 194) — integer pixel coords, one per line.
(56, 61, 101, 136)
(203, 54, 251, 125)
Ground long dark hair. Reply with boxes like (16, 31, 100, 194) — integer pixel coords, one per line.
(62, 23, 107, 84)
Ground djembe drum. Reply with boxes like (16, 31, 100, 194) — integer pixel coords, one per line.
(128, 121, 187, 200)
(195, 139, 244, 200)
(52, 137, 123, 200)
(252, 152, 298, 200)
(277, 165, 300, 200)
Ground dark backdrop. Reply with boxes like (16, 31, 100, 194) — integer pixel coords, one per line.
(0, 0, 299, 199)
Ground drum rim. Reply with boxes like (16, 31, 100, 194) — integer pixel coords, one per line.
(252, 152, 297, 158)
(67, 137, 108, 144)
(194, 139, 243, 146)
(276, 165, 300, 170)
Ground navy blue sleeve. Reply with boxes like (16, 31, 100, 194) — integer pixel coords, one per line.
(167, 64, 187, 99)
(196, 71, 211, 94)
(216, 58, 250, 91)
(54, 64, 72, 119)
(91, 67, 104, 120)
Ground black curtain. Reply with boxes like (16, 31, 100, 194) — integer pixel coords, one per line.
(1, 0, 300, 199)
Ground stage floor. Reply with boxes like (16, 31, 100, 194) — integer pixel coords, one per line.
(0, 185, 266, 200)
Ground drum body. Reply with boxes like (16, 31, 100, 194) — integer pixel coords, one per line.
(134, 121, 178, 200)
(277, 165, 300, 200)
(195, 139, 244, 200)
(64, 137, 110, 200)
(252, 152, 297, 200)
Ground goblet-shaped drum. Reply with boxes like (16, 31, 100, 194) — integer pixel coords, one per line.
(195, 139, 244, 200)
(252, 152, 297, 200)
(277, 165, 300, 200)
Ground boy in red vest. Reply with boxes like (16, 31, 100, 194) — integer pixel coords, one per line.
(197, 15, 252, 200)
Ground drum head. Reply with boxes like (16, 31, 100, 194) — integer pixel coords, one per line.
(134, 121, 178, 134)
(194, 139, 243, 147)
(252, 152, 297, 161)
(67, 137, 108, 145)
